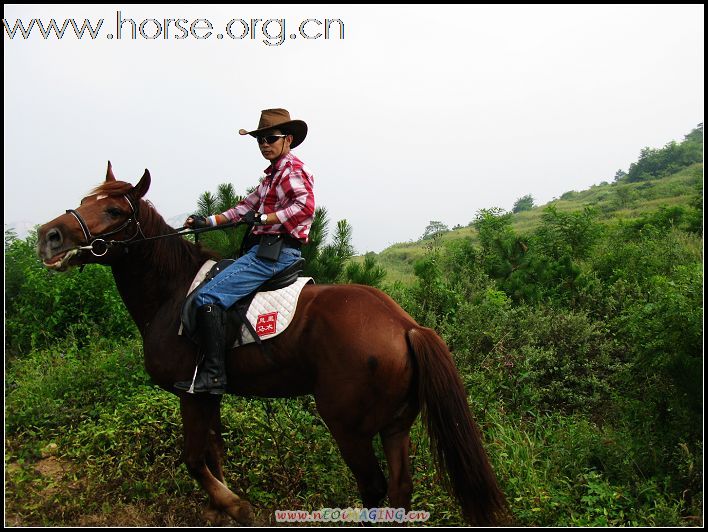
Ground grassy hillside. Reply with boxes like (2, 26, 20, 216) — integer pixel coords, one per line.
(375, 163, 703, 284)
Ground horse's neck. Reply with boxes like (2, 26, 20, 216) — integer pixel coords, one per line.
(110, 218, 208, 334)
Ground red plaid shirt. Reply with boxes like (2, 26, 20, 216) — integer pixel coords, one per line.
(221, 152, 315, 243)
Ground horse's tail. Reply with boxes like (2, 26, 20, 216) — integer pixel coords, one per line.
(407, 327, 508, 525)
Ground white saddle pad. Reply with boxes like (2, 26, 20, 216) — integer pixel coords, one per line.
(180, 260, 313, 346)
(236, 275, 313, 345)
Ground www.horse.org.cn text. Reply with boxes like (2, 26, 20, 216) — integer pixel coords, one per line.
(3, 11, 345, 46)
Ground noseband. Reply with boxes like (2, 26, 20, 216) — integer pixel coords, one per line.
(66, 194, 144, 256)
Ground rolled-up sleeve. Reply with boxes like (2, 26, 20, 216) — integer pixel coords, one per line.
(221, 188, 261, 222)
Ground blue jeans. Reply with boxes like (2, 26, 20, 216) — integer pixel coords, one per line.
(194, 245, 302, 310)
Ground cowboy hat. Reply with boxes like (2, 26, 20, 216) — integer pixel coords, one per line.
(238, 108, 308, 148)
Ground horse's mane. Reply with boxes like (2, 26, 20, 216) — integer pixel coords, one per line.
(90, 180, 134, 197)
(92, 180, 218, 279)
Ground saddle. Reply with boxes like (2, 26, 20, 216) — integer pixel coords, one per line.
(180, 257, 306, 345)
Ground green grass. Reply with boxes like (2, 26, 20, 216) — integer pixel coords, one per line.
(5, 336, 698, 526)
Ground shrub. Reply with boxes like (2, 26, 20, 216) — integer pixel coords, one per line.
(5, 232, 136, 354)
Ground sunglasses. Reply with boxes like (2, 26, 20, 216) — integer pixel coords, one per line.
(257, 134, 288, 145)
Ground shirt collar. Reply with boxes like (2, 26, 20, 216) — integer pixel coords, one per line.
(264, 152, 294, 177)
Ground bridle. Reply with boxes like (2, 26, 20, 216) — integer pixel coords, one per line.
(66, 193, 145, 257)
(66, 192, 244, 257)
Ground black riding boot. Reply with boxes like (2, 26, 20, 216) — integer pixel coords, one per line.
(175, 304, 227, 394)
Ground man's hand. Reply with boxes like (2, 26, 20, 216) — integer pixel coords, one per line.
(184, 214, 210, 229)
(242, 211, 258, 225)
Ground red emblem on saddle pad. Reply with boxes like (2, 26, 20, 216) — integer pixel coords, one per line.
(256, 312, 278, 337)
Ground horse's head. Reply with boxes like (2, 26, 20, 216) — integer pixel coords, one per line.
(37, 161, 151, 271)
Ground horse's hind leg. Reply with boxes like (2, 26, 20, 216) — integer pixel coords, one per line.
(180, 394, 253, 525)
(333, 433, 388, 509)
(381, 429, 413, 511)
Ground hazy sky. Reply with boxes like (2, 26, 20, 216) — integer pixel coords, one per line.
(4, 4, 704, 253)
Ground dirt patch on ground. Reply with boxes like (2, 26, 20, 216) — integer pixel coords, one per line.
(34, 456, 70, 480)
(77, 504, 155, 527)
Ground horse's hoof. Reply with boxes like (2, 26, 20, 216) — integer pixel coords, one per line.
(229, 500, 254, 525)
(202, 506, 232, 526)
(203, 506, 230, 526)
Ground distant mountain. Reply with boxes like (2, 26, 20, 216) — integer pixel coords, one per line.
(164, 212, 191, 230)
(4, 221, 38, 240)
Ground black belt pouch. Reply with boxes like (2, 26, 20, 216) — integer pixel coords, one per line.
(256, 234, 284, 261)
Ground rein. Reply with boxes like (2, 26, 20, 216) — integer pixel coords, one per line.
(68, 194, 245, 257)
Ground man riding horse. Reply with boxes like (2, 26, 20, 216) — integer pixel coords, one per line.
(37, 117, 508, 524)
(175, 108, 314, 395)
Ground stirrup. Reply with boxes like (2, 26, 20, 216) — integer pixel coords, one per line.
(186, 364, 199, 394)
(174, 364, 199, 393)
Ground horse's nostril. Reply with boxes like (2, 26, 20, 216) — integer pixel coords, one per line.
(47, 228, 63, 247)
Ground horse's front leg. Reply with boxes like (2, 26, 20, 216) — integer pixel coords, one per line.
(180, 394, 253, 524)
(203, 411, 233, 525)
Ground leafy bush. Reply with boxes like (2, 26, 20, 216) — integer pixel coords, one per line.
(622, 124, 703, 182)
(512, 194, 534, 213)
(345, 252, 387, 287)
(5, 231, 137, 353)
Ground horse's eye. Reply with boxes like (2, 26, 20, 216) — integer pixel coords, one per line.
(106, 207, 123, 218)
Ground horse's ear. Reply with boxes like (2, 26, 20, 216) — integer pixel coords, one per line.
(132, 169, 151, 199)
(106, 161, 116, 182)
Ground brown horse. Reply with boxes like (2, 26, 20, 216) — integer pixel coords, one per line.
(37, 162, 508, 525)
